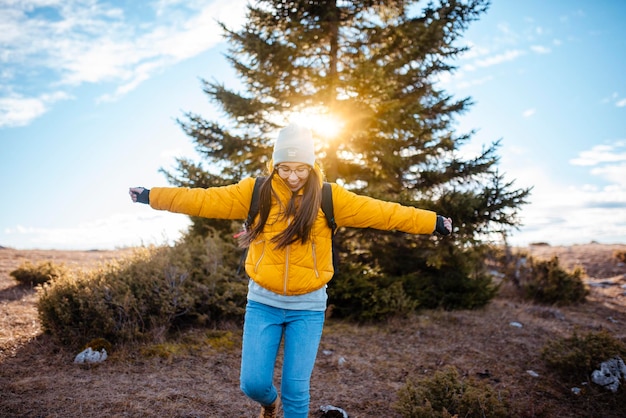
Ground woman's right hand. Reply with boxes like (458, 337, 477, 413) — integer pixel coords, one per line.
(129, 187, 150, 204)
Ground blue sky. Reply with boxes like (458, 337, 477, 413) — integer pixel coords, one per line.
(1, 0, 625, 250)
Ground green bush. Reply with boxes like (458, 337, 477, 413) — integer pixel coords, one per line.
(175, 234, 248, 326)
(541, 330, 626, 383)
(407, 268, 498, 311)
(394, 366, 509, 418)
(329, 244, 498, 320)
(368, 280, 419, 319)
(522, 256, 588, 305)
(10, 260, 68, 286)
(327, 261, 418, 321)
(37, 233, 247, 347)
(398, 243, 498, 311)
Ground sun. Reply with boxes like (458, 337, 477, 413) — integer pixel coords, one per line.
(288, 107, 344, 140)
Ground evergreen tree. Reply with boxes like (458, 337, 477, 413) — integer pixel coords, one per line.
(163, 0, 531, 311)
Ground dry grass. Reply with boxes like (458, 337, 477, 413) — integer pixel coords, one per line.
(1, 244, 625, 417)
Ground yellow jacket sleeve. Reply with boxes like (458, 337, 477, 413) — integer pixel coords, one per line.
(332, 184, 437, 235)
(148, 177, 256, 220)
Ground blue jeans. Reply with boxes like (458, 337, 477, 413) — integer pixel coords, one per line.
(240, 300, 325, 418)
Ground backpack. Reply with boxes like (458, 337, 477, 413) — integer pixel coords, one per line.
(237, 176, 337, 276)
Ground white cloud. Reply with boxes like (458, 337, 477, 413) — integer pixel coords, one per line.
(495, 139, 626, 246)
(600, 92, 626, 107)
(0, 0, 247, 122)
(569, 141, 626, 189)
(590, 163, 626, 187)
(448, 47, 525, 88)
(473, 49, 525, 68)
(0, 96, 46, 128)
(530, 45, 551, 54)
(522, 108, 535, 118)
(2, 212, 191, 250)
(495, 22, 516, 40)
(459, 42, 490, 60)
(569, 142, 626, 166)
(505, 166, 626, 246)
(455, 75, 493, 90)
(506, 141, 626, 246)
(0, 91, 71, 128)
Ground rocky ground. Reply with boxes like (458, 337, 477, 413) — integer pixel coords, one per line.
(1, 243, 625, 417)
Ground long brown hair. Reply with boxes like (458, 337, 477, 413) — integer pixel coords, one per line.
(243, 169, 322, 249)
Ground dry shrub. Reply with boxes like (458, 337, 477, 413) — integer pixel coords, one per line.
(10, 260, 68, 286)
(83, 337, 113, 353)
(540, 330, 626, 415)
(140, 341, 189, 360)
(37, 247, 183, 346)
(494, 248, 589, 305)
(614, 250, 626, 264)
(394, 366, 509, 418)
(541, 329, 626, 383)
(522, 256, 588, 305)
(205, 330, 237, 351)
(36, 234, 247, 348)
(138, 329, 237, 360)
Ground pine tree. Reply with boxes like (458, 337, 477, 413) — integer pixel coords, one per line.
(163, 0, 531, 311)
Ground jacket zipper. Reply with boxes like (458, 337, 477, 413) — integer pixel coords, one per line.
(283, 244, 290, 295)
(253, 240, 265, 273)
(283, 216, 293, 295)
(312, 242, 320, 278)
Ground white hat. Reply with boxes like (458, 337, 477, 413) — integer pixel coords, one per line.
(272, 123, 316, 166)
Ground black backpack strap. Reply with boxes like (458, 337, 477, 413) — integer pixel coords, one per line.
(237, 176, 265, 276)
(321, 182, 339, 276)
(245, 176, 265, 231)
(321, 182, 336, 234)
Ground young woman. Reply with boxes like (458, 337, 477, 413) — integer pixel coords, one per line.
(129, 123, 452, 418)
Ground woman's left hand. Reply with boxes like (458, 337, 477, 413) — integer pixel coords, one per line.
(436, 215, 452, 235)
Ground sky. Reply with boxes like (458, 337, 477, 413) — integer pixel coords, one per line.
(1, 0, 625, 250)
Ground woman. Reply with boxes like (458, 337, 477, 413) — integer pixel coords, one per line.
(129, 123, 452, 418)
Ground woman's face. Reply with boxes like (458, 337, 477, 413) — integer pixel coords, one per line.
(275, 162, 311, 192)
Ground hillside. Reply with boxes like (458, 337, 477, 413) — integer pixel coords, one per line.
(1, 243, 625, 417)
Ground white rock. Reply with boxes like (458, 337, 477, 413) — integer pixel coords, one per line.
(74, 347, 108, 364)
(320, 405, 349, 417)
(591, 356, 626, 393)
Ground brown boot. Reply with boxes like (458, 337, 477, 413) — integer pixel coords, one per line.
(259, 396, 280, 418)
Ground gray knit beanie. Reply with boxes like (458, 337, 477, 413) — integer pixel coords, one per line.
(272, 123, 316, 166)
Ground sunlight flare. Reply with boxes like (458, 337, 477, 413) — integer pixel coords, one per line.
(288, 107, 344, 140)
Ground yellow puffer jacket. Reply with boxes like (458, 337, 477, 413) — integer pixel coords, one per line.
(148, 165, 437, 296)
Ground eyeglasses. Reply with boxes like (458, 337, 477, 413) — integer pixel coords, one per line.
(275, 165, 311, 178)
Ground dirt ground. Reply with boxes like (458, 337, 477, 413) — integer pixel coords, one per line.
(1, 243, 625, 417)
